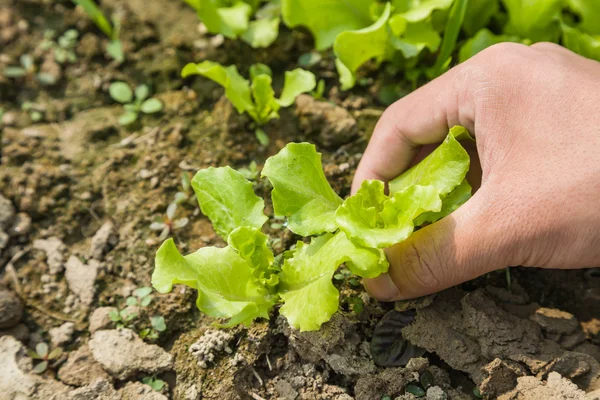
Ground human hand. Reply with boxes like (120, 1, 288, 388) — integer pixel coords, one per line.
(353, 42, 600, 301)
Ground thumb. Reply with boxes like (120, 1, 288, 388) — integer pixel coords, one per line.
(364, 188, 507, 301)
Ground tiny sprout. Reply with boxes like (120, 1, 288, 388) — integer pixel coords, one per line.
(238, 161, 259, 181)
(109, 81, 163, 125)
(22, 101, 44, 122)
(405, 383, 426, 397)
(150, 202, 189, 241)
(3, 54, 56, 85)
(142, 376, 166, 392)
(109, 307, 138, 328)
(27, 342, 63, 374)
(139, 315, 167, 340)
(420, 370, 434, 390)
(126, 286, 153, 307)
(39, 29, 79, 64)
(311, 79, 326, 100)
(255, 128, 269, 146)
(473, 386, 483, 399)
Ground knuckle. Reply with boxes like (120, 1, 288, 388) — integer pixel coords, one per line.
(399, 237, 443, 292)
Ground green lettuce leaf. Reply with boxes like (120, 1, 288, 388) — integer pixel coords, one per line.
(189, 1, 254, 39)
(281, 0, 375, 50)
(459, 29, 522, 63)
(241, 17, 280, 48)
(335, 180, 442, 248)
(462, 0, 499, 36)
(413, 178, 471, 226)
(192, 166, 267, 239)
(566, 0, 600, 35)
(388, 125, 472, 195)
(277, 68, 317, 107)
(249, 73, 280, 124)
(279, 231, 387, 331)
(388, 18, 442, 59)
(153, 239, 276, 327)
(334, 3, 393, 90)
(182, 61, 254, 114)
(561, 23, 600, 62)
(428, 0, 469, 78)
(502, 0, 562, 42)
(391, 0, 454, 22)
(228, 226, 279, 288)
(262, 143, 343, 236)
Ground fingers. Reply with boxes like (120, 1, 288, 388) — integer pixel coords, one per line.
(352, 61, 479, 194)
(364, 188, 508, 300)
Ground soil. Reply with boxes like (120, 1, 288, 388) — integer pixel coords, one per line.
(0, 1, 599, 399)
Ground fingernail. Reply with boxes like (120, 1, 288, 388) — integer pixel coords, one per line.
(365, 273, 401, 301)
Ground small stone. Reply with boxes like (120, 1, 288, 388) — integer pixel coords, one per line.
(89, 221, 117, 260)
(67, 378, 119, 400)
(0, 289, 22, 329)
(274, 379, 299, 400)
(426, 386, 447, 400)
(530, 307, 579, 335)
(0, 195, 15, 231)
(33, 237, 66, 274)
(89, 307, 117, 333)
(49, 322, 75, 347)
(65, 255, 97, 306)
(119, 381, 168, 400)
(58, 345, 111, 387)
(480, 358, 519, 398)
(89, 329, 173, 379)
(0, 323, 29, 342)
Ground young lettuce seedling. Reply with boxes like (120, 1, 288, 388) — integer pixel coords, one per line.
(181, 61, 316, 144)
(152, 127, 473, 331)
(71, 0, 124, 62)
(109, 82, 163, 126)
(27, 342, 63, 374)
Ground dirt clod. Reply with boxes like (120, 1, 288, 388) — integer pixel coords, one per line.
(58, 344, 111, 387)
(33, 237, 67, 275)
(65, 255, 97, 306)
(0, 288, 22, 329)
(531, 307, 579, 335)
(89, 306, 117, 333)
(49, 321, 76, 347)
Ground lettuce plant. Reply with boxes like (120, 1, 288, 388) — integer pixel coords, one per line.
(152, 126, 472, 331)
(183, 0, 280, 48)
(181, 61, 315, 139)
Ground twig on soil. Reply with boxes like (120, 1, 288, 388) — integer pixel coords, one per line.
(6, 250, 79, 323)
(250, 366, 264, 387)
(249, 393, 267, 400)
(265, 354, 272, 371)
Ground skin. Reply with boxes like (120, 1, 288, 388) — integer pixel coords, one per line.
(353, 42, 600, 301)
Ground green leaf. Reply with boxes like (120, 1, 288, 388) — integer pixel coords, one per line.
(151, 379, 166, 391)
(126, 296, 138, 306)
(566, 0, 600, 35)
(134, 287, 153, 298)
(388, 126, 472, 195)
(249, 74, 279, 124)
(335, 180, 442, 248)
(182, 61, 254, 115)
(27, 349, 42, 359)
(391, 0, 454, 22)
(561, 23, 600, 62)
(281, 0, 375, 50)
(119, 111, 138, 126)
(463, 0, 499, 36)
(140, 98, 163, 114)
(152, 239, 276, 326)
(255, 128, 270, 146)
(106, 40, 124, 62)
(502, 0, 562, 42)
(388, 18, 442, 59)
(71, 0, 114, 38)
(36, 343, 49, 358)
(459, 29, 522, 63)
(109, 309, 121, 322)
(190, 0, 254, 39)
(3, 67, 27, 78)
(32, 361, 48, 374)
(279, 231, 386, 331)
(277, 68, 317, 107)
(429, 0, 469, 78)
(249, 63, 273, 79)
(261, 142, 343, 236)
(333, 3, 392, 91)
(150, 316, 167, 332)
(135, 85, 150, 102)
(109, 81, 133, 103)
(241, 17, 280, 48)
(228, 226, 278, 288)
(191, 166, 267, 239)
(47, 348, 63, 360)
(140, 295, 153, 307)
(413, 178, 472, 226)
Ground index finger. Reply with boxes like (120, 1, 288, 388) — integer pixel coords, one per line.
(352, 63, 479, 194)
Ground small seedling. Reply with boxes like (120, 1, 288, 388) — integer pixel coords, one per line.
(3, 54, 56, 85)
(238, 161, 259, 181)
(109, 307, 138, 328)
(142, 376, 166, 392)
(139, 315, 167, 340)
(126, 286, 153, 307)
(27, 342, 62, 374)
(22, 102, 44, 122)
(71, 0, 124, 62)
(150, 202, 189, 241)
(109, 82, 163, 125)
(311, 79, 326, 100)
(39, 29, 79, 64)
(405, 383, 426, 397)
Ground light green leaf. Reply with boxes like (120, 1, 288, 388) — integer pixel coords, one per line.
(413, 178, 472, 226)
(279, 231, 386, 331)
(335, 180, 442, 248)
(566, 0, 600, 35)
(391, 0, 454, 22)
(241, 17, 280, 48)
(249, 63, 273, 79)
(502, 0, 562, 42)
(109, 81, 133, 104)
(277, 68, 317, 107)
(463, 0, 499, 36)
(249, 74, 279, 124)
(152, 239, 276, 326)
(182, 61, 254, 114)
(389, 126, 472, 195)
(333, 3, 392, 90)
(261, 142, 343, 236)
(459, 29, 522, 63)
(118, 111, 138, 125)
(389, 17, 441, 59)
(228, 226, 278, 288)
(140, 98, 163, 114)
(281, 0, 375, 50)
(135, 84, 149, 102)
(106, 39, 124, 62)
(561, 23, 600, 62)
(335, 58, 355, 90)
(150, 315, 167, 332)
(429, 0, 469, 78)
(190, 1, 253, 39)
(72, 0, 114, 38)
(192, 166, 267, 239)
